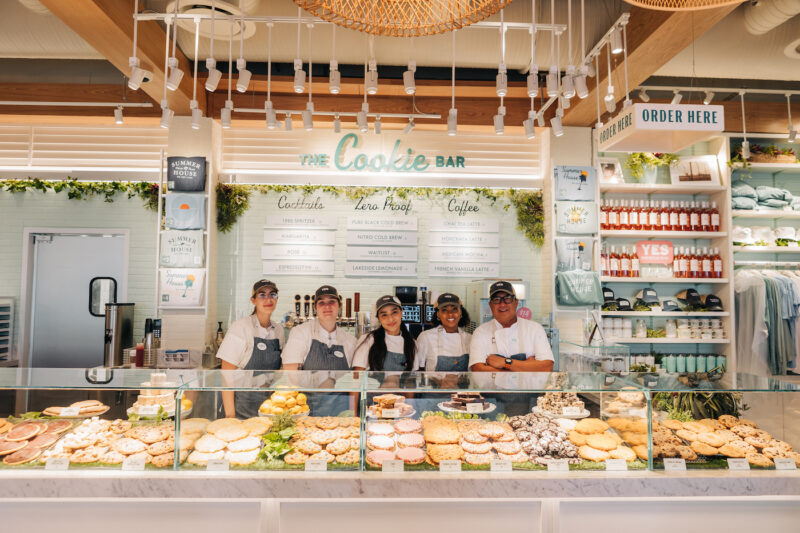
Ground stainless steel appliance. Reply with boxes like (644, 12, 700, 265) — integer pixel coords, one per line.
(103, 303, 134, 367)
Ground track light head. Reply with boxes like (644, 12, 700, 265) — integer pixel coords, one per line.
(191, 108, 202, 130)
(302, 110, 313, 131)
(586, 59, 596, 78)
(236, 59, 251, 93)
(166, 57, 184, 91)
(159, 104, 173, 129)
(404, 61, 416, 95)
(403, 118, 415, 135)
(575, 66, 589, 99)
(493, 106, 504, 135)
(526, 70, 539, 98)
(789, 129, 797, 143)
(285, 115, 293, 131)
(293, 59, 305, 93)
(447, 108, 457, 136)
(114, 106, 123, 125)
(741, 140, 751, 159)
(366, 69, 379, 95)
(638, 89, 650, 103)
(537, 113, 545, 128)
(670, 90, 683, 105)
(523, 118, 535, 140)
(127, 57, 148, 90)
(329, 67, 341, 94)
(562, 66, 576, 99)
(221, 106, 231, 129)
(205, 58, 221, 92)
(265, 100, 277, 129)
(703, 91, 714, 105)
(374, 115, 382, 134)
(546, 66, 558, 98)
(550, 115, 564, 137)
(357, 110, 368, 132)
(333, 114, 341, 133)
(604, 88, 616, 114)
(611, 27, 623, 55)
(496, 63, 507, 97)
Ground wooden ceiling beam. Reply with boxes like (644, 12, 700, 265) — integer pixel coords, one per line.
(563, 5, 739, 127)
(38, 0, 196, 114)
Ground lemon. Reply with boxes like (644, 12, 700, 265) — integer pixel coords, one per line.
(296, 393, 307, 406)
(181, 398, 193, 410)
(285, 397, 297, 408)
(290, 405, 303, 414)
(283, 390, 298, 398)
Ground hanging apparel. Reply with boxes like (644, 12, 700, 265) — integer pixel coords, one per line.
(160, 229, 204, 267)
(165, 193, 206, 230)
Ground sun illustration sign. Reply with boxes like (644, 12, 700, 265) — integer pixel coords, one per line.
(566, 205, 589, 225)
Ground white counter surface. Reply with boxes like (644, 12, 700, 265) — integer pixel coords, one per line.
(2, 469, 799, 499)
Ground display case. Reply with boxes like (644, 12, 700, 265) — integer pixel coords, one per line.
(0, 367, 193, 469)
(635, 371, 800, 470)
(559, 342, 631, 372)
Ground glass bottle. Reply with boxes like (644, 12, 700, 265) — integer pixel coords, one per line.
(631, 246, 640, 277)
(679, 247, 689, 278)
(648, 199, 659, 231)
(619, 199, 630, 230)
(710, 201, 720, 232)
(600, 199, 609, 230)
(659, 200, 670, 231)
(689, 246, 700, 279)
(673, 247, 681, 278)
(600, 245, 608, 276)
(701, 247, 712, 278)
(608, 199, 619, 230)
(669, 200, 679, 231)
(700, 201, 711, 232)
(621, 246, 632, 277)
(609, 246, 620, 277)
(678, 201, 689, 232)
(689, 201, 700, 231)
(630, 199, 641, 230)
(712, 247, 723, 278)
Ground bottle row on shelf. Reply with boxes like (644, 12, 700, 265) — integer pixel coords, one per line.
(600, 199, 721, 233)
(601, 246, 723, 279)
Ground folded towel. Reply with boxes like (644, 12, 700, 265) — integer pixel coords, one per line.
(732, 197, 758, 210)
(760, 198, 790, 208)
(756, 185, 792, 203)
(732, 181, 757, 199)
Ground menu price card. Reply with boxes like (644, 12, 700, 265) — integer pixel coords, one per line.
(381, 408, 400, 419)
(137, 405, 160, 416)
(773, 458, 797, 471)
(466, 403, 484, 414)
(45, 457, 69, 471)
(59, 407, 80, 417)
(439, 460, 462, 473)
(727, 458, 750, 471)
(305, 459, 328, 472)
(547, 459, 569, 472)
(381, 460, 404, 473)
(490, 459, 512, 472)
(122, 455, 146, 471)
(562, 406, 582, 416)
(663, 458, 686, 472)
(604, 459, 628, 471)
(207, 459, 230, 471)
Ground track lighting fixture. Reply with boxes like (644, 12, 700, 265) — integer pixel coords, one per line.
(128, 58, 150, 91)
(265, 101, 277, 129)
(550, 115, 564, 137)
(404, 61, 416, 95)
(493, 105, 505, 135)
(403, 118, 415, 135)
(329, 61, 341, 94)
(114, 105, 123, 125)
(537, 113, 545, 128)
(790, 129, 798, 144)
(604, 84, 615, 114)
(205, 59, 221, 92)
(236, 58, 251, 93)
(546, 66, 558, 98)
(221, 99, 232, 129)
(303, 103, 313, 131)
(159, 101, 172, 129)
(447, 108, 457, 137)
(562, 66, 576, 99)
(527, 72, 539, 98)
(293, 59, 306, 93)
(191, 101, 201, 130)
(374, 115, 382, 134)
(333, 114, 341, 133)
(357, 110, 368, 132)
(638, 89, 650, 102)
(786, 94, 796, 143)
(575, 66, 589, 99)
(366, 60, 378, 95)
(166, 57, 184, 91)
(285, 114, 293, 131)
(586, 59, 596, 78)
(524, 110, 536, 140)
(703, 91, 714, 105)
(670, 90, 682, 105)
(611, 27, 623, 55)
(741, 140, 750, 159)
(496, 64, 508, 97)
(561, 95, 571, 110)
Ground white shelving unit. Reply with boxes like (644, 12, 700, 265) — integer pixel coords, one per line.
(733, 246, 800, 253)
(0, 298, 13, 361)
(600, 276, 728, 284)
(606, 338, 730, 345)
(732, 210, 800, 219)
(601, 311, 729, 317)
(601, 230, 727, 238)
(600, 183, 727, 194)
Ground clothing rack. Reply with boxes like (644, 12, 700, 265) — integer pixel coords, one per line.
(735, 260, 800, 268)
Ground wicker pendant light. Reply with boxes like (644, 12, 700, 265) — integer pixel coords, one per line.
(292, 0, 512, 37)
(623, 0, 744, 11)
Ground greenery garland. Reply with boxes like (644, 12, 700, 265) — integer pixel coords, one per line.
(1, 178, 159, 211)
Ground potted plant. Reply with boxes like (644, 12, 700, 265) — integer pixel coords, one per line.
(732, 143, 798, 165)
(624, 152, 680, 183)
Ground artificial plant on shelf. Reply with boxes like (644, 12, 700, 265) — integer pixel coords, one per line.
(729, 144, 798, 169)
(624, 152, 680, 179)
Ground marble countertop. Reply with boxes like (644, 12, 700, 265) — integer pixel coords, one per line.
(2, 470, 799, 499)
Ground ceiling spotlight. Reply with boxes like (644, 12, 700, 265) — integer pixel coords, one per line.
(562, 66, 576, 99)
(493, 105, 505, 135)
(303, 110, 313, 131)
(741, 140, 751, 159)
(527, 71, 539, 98)
(236, 58, 251, 93)
(604, 86, 616, 114)
(671, 90, 683, 105)
(638, 89, 650, 103)
(447, 108, 457, 136)
(205, 58, 221, 92)
(789, 129, 798, 143)
(403, 118, 415, 135)
(166, 57, 184, 91)
(333, 114, 341, 133)
(329, 61, 341, 94)
(496, 63, 508, 97)
(357, 110, 368, 132)
(550, 115, 564, 137)
(159, 103, 173, 129)
(374, 115, 382, 134)
(560, 95, 571, 110)
(586, 60, 596, 78)
(546, 66, 558, 98)
(575, 66, 589, 99)
(265, 101, 277, 130)
(537, 113, 545, 128)
(367, 60, 378, 95)
(787, 94, 795, 142)
(702, 91, 714, 105)
(611, 27, 623, 55)
(285, 115, 293, 131)
(523, 116, 535, 140)
(114, 106, 123, 125)
(221, 106, 231, 129)
(128, 57, 148, 90)
(404, 61, 416, 95)
(191, 102, 202, 130)
(293, 59, 306, 93)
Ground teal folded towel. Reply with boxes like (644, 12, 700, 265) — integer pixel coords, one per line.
(756, 186, 792, 203)
(732, 197, 758, 210)
(732, 182, 757, 199)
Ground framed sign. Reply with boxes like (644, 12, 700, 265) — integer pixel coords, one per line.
(429, 247, 499, 263)
(261, 245, 334, 261)
(346, 231, 417, 246)
(263, 260, 335, 276)
(263, 229, 336, 245)
(428, 232, 499, 247)
(346, 246, 418, 262)
(347, 217, 418, 231)
(429, 263, 499, 277)
(265, 215, 337, 229)
(636, 241, 673, 264)
(429, 218, 499, 233)
(598, 158, 623, 183)
(345, 262, 417, 277)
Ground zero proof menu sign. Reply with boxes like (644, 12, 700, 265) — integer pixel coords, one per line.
(345, 216, 418, 278)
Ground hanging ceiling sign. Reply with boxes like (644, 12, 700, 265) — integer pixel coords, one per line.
(598, 103, 725, 153)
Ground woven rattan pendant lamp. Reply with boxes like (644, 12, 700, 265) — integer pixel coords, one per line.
(623, 0, 744, 11)
(292, 0, 512, 37)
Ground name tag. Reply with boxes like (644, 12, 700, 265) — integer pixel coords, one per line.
(727, 458, 750, 471)
(122, 455, 146, 471)
(45, 457, 69, 471)
(305, 459, 328, 471)
(439, 460, 461, 473)
(490, 459, 512, 472)
(60, 407, 80, 417)
(773, 458, 797, 471)
(547, 459, 569, 472)
(605, 459, 628, 471)
(381, 459, 404, 472)
(663, 458, 686, 472)
(207, 459, 230, 471)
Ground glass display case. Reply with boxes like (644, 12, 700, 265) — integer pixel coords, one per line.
(558, 342, 631, 372)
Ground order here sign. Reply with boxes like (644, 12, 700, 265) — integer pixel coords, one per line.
(598, 103, 724, 153)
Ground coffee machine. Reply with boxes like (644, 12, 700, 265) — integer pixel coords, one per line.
(103, 303, 134, 367)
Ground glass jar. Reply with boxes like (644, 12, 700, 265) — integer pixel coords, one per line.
(634, 319, 648, 338)
(665, 319, 677, 338)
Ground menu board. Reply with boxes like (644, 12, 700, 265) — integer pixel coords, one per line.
(345, 216, 418, 278)
(429, 217, 500, 277)
(263, 215, 336, 276)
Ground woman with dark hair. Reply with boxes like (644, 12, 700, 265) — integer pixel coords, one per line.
(414, 293, 472, 372)
(352, 295, 416, 371)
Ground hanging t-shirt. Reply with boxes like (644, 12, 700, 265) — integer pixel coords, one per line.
(167, 156, 207, 192)
(159, 268, 205, 307)
(160, 230, 204, 267)
(555, 166, 595, 202)
(165, 193, 206, 230)
(555, 237, 593, 272)
(556, 201, 597, 234)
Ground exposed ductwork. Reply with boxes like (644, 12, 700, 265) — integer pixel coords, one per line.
(744, 0, 800, 35)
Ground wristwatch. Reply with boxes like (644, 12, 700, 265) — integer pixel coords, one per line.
(504, 358, 513, 370)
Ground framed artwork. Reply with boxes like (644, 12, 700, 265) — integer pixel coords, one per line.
(598, 157, 623, 183)
(669, 155, 720, 185)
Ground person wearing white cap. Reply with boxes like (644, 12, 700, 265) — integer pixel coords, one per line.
(217, 279, 285, 418)
(469, 280, 554, 372)
(352, 295, 416, 371)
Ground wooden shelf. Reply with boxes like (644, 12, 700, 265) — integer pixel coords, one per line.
(732, 210, 800, 219)
(609, 338, 730, 344)
(600, 183, 726, 194)
(601, 230, 726, 238)
(733, 246, 800, 253)
(600, 277, 728, 284)
(731, 162, 800, 175)
(601, 311, 729, 317)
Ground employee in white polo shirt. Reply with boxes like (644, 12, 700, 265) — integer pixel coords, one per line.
(469, 280, 554, 372)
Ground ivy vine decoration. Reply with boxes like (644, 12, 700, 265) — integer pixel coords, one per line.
(508, 189, 545, 247)
(216, 183, 252, 233)
(1, 178, 159, 210)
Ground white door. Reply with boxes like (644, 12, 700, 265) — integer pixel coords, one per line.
(29, 233, 127, 368)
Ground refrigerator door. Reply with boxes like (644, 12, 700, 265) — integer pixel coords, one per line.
(29, 233, 126, 368)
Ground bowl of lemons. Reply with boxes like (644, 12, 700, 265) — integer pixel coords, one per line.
(258, 389, 311, 418)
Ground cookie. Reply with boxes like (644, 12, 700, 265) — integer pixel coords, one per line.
(147, 439, 175, 455)
(242, 418, 271, 437)
(427, 443, 464, 463)
(316, 417, 339, 430)
(737, 418, 758, 429)
(283, 451, 309, 465)
(367, 435, 395, 451)
(349, 437, 361, 451)
(395, 446, 425, 465)
(568, 430, 588, 446)
(714, 429, 738, 443)
(575, 418, 609, 435)
(113, 437, 147, 455)
(622, 432, 647, 446)
(477, 423, 506, 439)
(744, 435, 772, 450)
(228, 449, 259, 466)
(366, 423, 395, 437)
(676, 429, 698, 442)
(719, 441, 755, 458)
(731, 424, 758, 438)
(628, 419, 648, 434)
(366, 449, 395, 467)
(662, 419, 683, 431)
(311, 430, 337, 445)
(150, 452, 175, 468)
(609, 446, 637, 462)
(682, 421, 713, 434)
(194, 434, 227, 453)
(98, 450, 127, 465)
(460, 439, 493, 454)
(696, 432, 728, 448)
(215, 425, 249, 443)
(310, 450, 335, 464)
(424, 424, 460, 445)
(768, 440, 793, 453)
(699, 419, 724, 431)
(587, 434, 618, 451)
(690, 441, 720, 456)
(606, 418, 632, 431)
(786, 452, 800, 467)
(335, 450, 360, 464)
(633, 444, 649, 460)
(109, 420, 132, 434)
(578, 445, 610, 462)
(493, 441, 522, 454)
(746, 452, 773, 467)
(294, 439, 322, 455)
(462, 430, 489, 444)
(206, 418, 241, 434)
(186, 450, 224, 465)
(495, 431, 515, 443)
(717, 415, 738, 428)
(348, 426, 361, 439)
(762, 446, 789, 459)
(497, 451, 529, 463)
(394, 419, 422, 434)
(333, 427, 351, 440)
(227, 436, 262, 453)
(657, 444, 679, 458)
(463, 452, 493, 465)
(397, 433, 425, 448)
(327, 438, 351, 456)
(69, 447, 105, 464)
(676, 445, 697, 461)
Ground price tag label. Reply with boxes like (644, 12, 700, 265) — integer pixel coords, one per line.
(490, 459, 512, 472)
(206, 459, 230, 471)
(547, 459, 569, 472)
(645, 378, 659, 388)
(59, 407, 80, 417)
(773, 458, 797, 471)
(138, 405, 160, 416)
(663, 458, 686, 472)
(381, 459, 404, 473)
(466, 403, 484, 414)
(381, 408, 399, 419)
(304, 459, 328, 472)
(562, 406, 582, 416)
(577, 384, 590, 391)
(439, 460, 462, 473)
(605, 459, 628, 471)
(727, 458, 750, 471)
(45, 457, 69, 471)
(122, 455, 146, 471)
(604, 375, 616, 386)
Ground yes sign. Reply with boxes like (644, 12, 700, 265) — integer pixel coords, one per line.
(636, 241, 673, 264)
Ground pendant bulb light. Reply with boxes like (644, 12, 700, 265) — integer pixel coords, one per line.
(293, 7, 305, 94)
(638, 89, 650, 102)
(547, 0, 557, 97)
(285, 114, 293, 131)
(329, 24, 340, 94)
(367, 35, 378, 95)
(333, 113, 341, 133)
(205, 0, 221, 92)
(788, 93, 797, 143)
(670, 90, 683, 105)
(403, 118, 415, 135)
(703, 91, 714, 105)
(496, 10, 507, 98)
(610, 26, 623, 55)
(221, 106, 231, 129)
(527, 0, 537, 98)
(374, 115, 382, 134)
(550, 115, 563, 137)
(404, 38, 416, 95)
(235, 2, 250, 93)
(114, 105, 123, 125)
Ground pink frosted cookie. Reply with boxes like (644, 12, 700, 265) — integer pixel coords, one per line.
(366, 449, 395, 468)
(394, 419, 422, 434)
(395, 446, 425, 465)
(397, 433, 425, 448)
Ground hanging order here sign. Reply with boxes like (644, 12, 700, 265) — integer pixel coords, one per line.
(598, 103, 724, 153)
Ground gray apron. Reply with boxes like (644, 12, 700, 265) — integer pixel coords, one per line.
(235, 337, 281, 419)
(383, 350, 407, 371)
(302, 338, 350, 416)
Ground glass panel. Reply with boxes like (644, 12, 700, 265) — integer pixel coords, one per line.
(89, 277, 116, 316)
